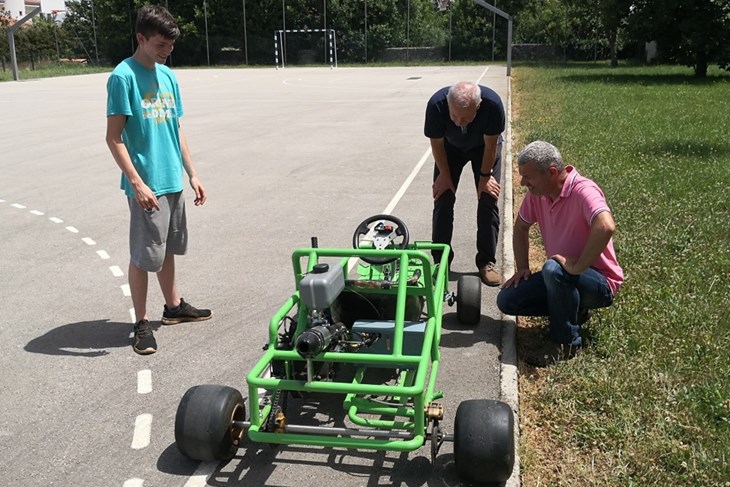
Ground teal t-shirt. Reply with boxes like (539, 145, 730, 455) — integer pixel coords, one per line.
(106, 58, 185, 197)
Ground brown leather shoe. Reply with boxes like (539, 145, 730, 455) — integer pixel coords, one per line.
(479, 263, 502, 286)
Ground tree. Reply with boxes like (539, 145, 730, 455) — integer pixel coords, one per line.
(450, 0, 495, 60)
(628, 0, 730, 76)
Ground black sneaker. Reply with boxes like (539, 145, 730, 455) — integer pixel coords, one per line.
(133, 319, 157, 355)
(161, 298, 212, 325)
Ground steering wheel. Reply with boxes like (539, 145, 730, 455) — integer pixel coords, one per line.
(352, 214, 410, 265)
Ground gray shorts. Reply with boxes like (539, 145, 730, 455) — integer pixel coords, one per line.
(128, 191, 188, 272)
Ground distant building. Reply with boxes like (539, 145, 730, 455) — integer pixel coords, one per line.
(0, 0, 42, 20)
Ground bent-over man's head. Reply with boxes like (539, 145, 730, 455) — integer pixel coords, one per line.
(447, 81, 481, 128)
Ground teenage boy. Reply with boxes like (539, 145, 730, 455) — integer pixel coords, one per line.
(106, 5, 211, 355)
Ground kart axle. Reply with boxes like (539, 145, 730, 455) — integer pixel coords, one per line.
(233, 421, 454, 442)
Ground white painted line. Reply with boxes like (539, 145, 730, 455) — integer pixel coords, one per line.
(121, 284, 131, 297)
(96, 250, 110, 259)
(476, 65, 490, 84)
(123, 479, 144, 487)
(131, 413, 152, 449)
(110, 265, 124, 277)
(129, 308, 136, 324)
(382, 148, 432, 216)
(11, 203, 26, 209)
(30, 210, 44, 216)
(49, 217, 63, 223)
(137, 369, 152, 394)
(0, 199, 5, 203)
(65, 226, 79, 233)
(183, 462, 217, 487)
(81, 237, 96, 246)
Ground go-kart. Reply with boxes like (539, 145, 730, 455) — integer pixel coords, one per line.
(174, 215, 515, 484)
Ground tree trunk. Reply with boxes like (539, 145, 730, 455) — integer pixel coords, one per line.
(609, 27, 618, 67)
(694, 51, 708, 77)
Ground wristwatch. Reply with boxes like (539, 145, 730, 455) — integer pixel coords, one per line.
(480, 168, 493, 177)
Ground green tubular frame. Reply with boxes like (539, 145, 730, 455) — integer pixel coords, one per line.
(245, 242, 451, 452)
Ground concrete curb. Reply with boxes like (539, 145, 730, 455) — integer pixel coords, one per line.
(499, 76, 521, 487)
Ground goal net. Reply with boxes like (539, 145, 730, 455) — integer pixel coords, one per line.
(274, 29, 337, 68)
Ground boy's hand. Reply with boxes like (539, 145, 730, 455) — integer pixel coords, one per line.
(190, 176, 207, 206)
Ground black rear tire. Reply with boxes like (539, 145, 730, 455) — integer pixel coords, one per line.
(175, 384, 246, 461)
(454, 399, 515, 484)
(456, 275, 482, 325)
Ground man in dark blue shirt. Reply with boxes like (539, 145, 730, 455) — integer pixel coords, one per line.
(424, 81, 506, 286)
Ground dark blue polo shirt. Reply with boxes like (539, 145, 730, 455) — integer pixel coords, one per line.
(424, 85, 505, 151)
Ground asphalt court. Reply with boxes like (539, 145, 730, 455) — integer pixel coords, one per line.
(0, 64, 514, 486)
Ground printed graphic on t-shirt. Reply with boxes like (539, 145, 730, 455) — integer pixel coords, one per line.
(141, 92, 176, 123)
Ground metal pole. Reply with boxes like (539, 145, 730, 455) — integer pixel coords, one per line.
(166, 0, 174, 66)
(282, 0, 286, 66)
(90, 0, 99, 65)
(491, 0, 496, 61)
(406, 0, 410, 63)
(323, 0, 327, 63)
(448, 2, 452, 61)
(7, 7, 42, 81)
(8, 29, 19, 81)
(204, 0, 210, 66)
(53, 17, 61, 62)
(364, 0, 367, 63)
(242, 0, 248, 64)
(128, 0, 135, 55)
(506, 16, 512, 76)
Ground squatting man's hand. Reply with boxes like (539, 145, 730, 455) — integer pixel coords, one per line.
(550, 254, 580, 275)
(502, 268, 531, 289)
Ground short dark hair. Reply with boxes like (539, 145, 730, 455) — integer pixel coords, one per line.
(136, 5, 180, 40)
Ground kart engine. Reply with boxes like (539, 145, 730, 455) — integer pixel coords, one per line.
(296, 262, 349, 360)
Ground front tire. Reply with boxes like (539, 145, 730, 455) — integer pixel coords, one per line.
(456, 275, 482, 325)
(175, 384, 246, 461)
(454, 399, 515, 484)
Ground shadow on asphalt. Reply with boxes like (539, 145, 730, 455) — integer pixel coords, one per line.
(158, 440, 468, 487)
(23, 319, 155, 357)
(439, 311, 501, 350)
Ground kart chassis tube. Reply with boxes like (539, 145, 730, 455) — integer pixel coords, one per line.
(245, 244, 451, 452)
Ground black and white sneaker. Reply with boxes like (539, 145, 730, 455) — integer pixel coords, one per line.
(161, 298, 212, 325)
(133, 319, 157, 355)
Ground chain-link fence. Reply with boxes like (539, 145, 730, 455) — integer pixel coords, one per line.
(2, 0, 511, 73)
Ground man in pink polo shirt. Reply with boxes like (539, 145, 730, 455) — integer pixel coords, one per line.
(497, 141, 623, 367)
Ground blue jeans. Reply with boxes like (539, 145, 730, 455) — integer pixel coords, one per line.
(496, 259, 614, 346)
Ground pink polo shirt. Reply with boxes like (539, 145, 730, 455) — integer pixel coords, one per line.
(518, 166, 624, 295)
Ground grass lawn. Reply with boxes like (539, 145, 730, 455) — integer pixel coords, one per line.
(510, 63, 730, 486)
(0, 63, 109, 82)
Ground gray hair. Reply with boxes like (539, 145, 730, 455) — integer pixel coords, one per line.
(447, 81, 481, 108)
(517, 141, 565, 173)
